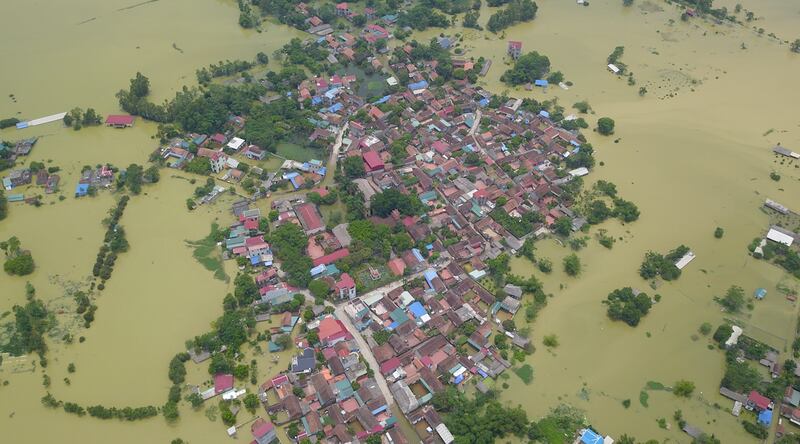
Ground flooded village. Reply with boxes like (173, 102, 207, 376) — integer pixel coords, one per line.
(1, 0, 800, 444)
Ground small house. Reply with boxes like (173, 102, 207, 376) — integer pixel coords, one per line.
(335, 2, 350, 16)
(507, 41, 522, 59)
(335, 273, 357, 300)
(105, 115, 135, 128)
(747, 390, 772, 412)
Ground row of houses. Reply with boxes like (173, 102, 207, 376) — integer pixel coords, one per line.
(255, 315, 414, 444)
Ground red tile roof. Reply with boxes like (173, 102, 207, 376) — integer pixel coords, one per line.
(105, 115, 134, 125)
(252, 419, 275, 438)
(312, 248, 350, 267)
(749, 390, 771, 410)
(388, 258, 405, 276)
(335, 273, 355, 290)
(214, 374, 234, 394)
(362, 151, 384, 171)
(318, 317, 349, 343)
(296, 203, 324, 232)
(379, 357, 401, 375)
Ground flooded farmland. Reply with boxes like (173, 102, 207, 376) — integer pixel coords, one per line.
(1, 0, 799, 443)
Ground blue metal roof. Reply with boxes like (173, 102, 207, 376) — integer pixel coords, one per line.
(580, 429, 603, 444)
(408, 80, 429, 91)
(412, 248, 425, 263)
(758, 409, 772, 425)
(408, 301, 427, 318)
(75, 183, 89, 196)
(539, 110, 550, 118)
(534, 79, 548, 86)
(373, 95, 391, 105)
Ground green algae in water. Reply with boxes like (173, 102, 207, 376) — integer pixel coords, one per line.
(645, 381, 667, 391)
(514, 364, 534, 384)
(187, 223, 229, 282)
(639, 390, 649, 407)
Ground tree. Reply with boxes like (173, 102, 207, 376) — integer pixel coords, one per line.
(486, 253, 510, 282)
(0, 190, 7, 221)
(719, 285, 745, 312)
(371, 189, 424, 217)
(234, 273, 259, 306)
(714, 227, 724, 238)
(713, 324, 733, 345)
(243, 393, 259, 413)
(553, 216, 572, 236)
(162, 401, 179, 421)
(597, 117, 615, 135)
(586, 200, 612, 224)
(543, 334, 559, 347)
(186, 157, 212, 175)
(309, 279, 330, 299)
(722, 360, 762, 392)
(83, 108, 102, 126)
(673, 380, 695, 397)
(373, 330, 392, 345)
(168, 353, 189, 384)
(463, 10, 481, 29)
(342, 155, 366, 179)
(4, 252, 35, 275)
(186, 392, 203, 409)
(233, 364, 249, 380)
(130, 72, 150, 98)
(208, 353, 233, 375)
(501, 51, 551, 85)
(791, 39, 800, 53)
(563, 253, 581, 276)
(144, 165, 160, 183)
(603, 287, 652, 326)
(613, 198, 640, 222)
(274, 334, 293, 350)
(487, 0, 538, 33)
(270, 223, 312, 288)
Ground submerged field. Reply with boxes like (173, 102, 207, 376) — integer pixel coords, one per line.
(1, 0, 799, 442)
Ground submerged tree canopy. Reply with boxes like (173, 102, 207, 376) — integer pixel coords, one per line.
(603, 287, 652, 326)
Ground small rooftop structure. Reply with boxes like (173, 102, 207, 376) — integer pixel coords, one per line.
(580, 429, 603, 444)
(725, 325, 743, 347)
(767, 227, 795, 246)
(435, 423, 455, 444)
(607, 64, 620, 74)
(227, 137, 246, 151)
(674, 251, 696, 270)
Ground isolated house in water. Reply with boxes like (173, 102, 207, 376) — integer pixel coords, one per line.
(507, 41, 522, 59)
(105, 115, 135, 128)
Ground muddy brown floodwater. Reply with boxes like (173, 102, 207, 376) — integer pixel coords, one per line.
(0, 0, 799, 442)
(418, 0, 800, 442)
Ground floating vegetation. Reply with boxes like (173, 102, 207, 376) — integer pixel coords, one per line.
(186, 223, 229, 282)
(513, 364, 534, 384)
